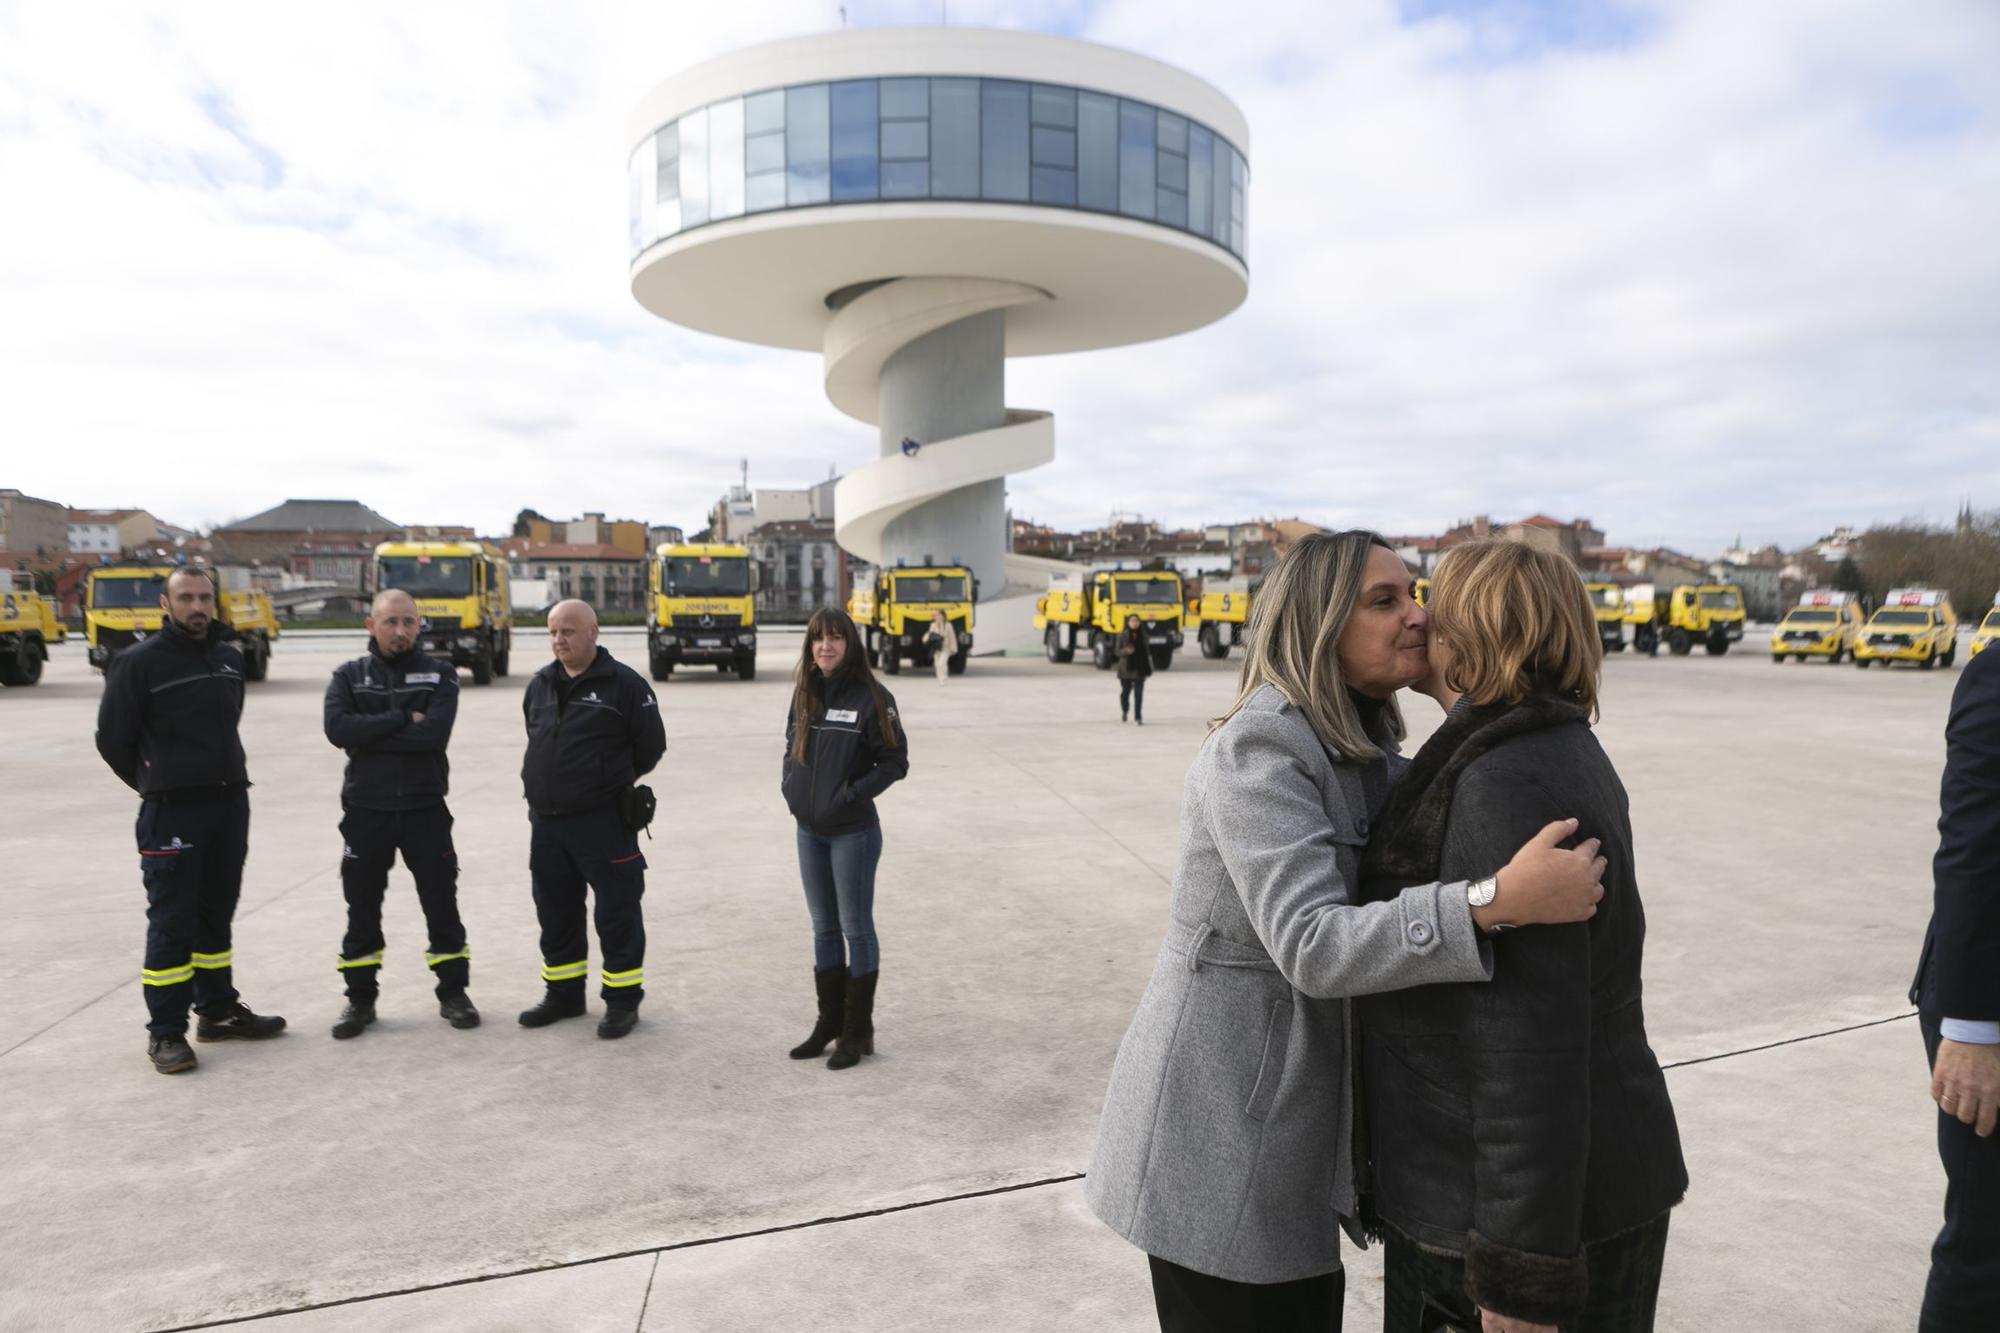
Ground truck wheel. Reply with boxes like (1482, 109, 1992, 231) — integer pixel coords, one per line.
(1092, 634, 1114, 671)
(1045, 628, 1063, 663)
(471, 649, 494, 686)
(947, 651, 968, 676)
(1919, 651, 1935, 671)
(0, 637, 36, 685)
(736, 653, 757, 682)
(1151, 646, 1174, 672)
(882, 647, 901, 675)
(1855, 658, 1870, 669)
(494, 648, 510, 678)
(1705, 635, 1729, 656)
(1668, 629, 1691, 656)
(1942, 645, 1956, 668)
(241, 638, 269, 681)
(1199, 625, 1227, 660)
(1771, 654, 1785, 664)
(650, 655, 673, 681)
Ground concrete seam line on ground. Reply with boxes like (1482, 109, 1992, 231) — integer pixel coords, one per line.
(1660, 1010, 1917, 1071)
(634, 1252, 662, 1333)
(144, 1173, 1089, 1331)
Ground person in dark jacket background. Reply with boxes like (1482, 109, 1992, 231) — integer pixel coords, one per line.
(1911, 643, 2000, 1332)
(321, 588, 477, 1039)
(517, 599, 666, 1039)
(1116, 612, 1152, 724)
(95, 565, 286, 1075)
(781, 607, 908, 1070)
(1358, 539, 1685, 1333)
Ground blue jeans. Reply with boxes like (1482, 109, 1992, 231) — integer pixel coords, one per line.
(796, 825, 882, 976)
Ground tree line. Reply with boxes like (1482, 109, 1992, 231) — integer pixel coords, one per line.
(1848, 512, 2000, 617)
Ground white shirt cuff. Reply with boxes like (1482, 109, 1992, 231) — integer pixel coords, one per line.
(1940, 1019, 2000, 1045)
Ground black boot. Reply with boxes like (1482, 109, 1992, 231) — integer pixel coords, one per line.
(331, 1001, 376, 1040)
(438, 992, 480, 1029)
(517, 991, 587, 1028)
(827, 970, 878, 1071)
(148, 1034, 196, 1074)
(597, 1007, 638, 1040)
(789, 965, 847, 1059)
(195, 1002, 287, 1042)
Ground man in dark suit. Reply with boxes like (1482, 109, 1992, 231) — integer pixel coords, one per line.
(1912, 645, 2000, 1332)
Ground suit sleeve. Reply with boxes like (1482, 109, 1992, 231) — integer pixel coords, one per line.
(1441, 767, 1593, 1325)
(848, 693, 909, 802)
(373, 665, 459, 753)
(1933, 650, 2000, 1020)
(1205, 710, 1492, 1000)
(323, 667, 409, 750)
(629, 677, 666, 778)
(94, 652, 145, 790)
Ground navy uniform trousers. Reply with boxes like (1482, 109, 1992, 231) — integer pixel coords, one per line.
(337, 803, 469, 999)
(138, 790, 248, 1036)
(530, 804, 647, 1008)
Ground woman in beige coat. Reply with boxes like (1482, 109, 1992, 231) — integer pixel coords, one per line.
(1086, 531, 1608, 1333)
(926, 610, 958, 683)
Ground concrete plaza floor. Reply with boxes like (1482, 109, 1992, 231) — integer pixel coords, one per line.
(0, 626, 1961, 1331)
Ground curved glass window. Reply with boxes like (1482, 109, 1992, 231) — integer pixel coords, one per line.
(631, 75, 1248, 265)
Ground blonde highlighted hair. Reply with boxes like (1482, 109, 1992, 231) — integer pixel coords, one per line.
(1428, 538, 1601, 716)
(1212, 530, 1406, 762)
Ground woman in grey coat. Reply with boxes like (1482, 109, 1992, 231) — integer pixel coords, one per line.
(1087, 531, 1610, 1332)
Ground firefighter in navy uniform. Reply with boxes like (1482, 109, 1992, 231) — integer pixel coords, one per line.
(518, 599, 666, 1039)
(95, 567, 286, 1075)
(321, 588, 478, 1038)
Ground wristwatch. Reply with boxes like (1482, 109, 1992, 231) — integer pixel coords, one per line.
(1466, 875, 1499, 909)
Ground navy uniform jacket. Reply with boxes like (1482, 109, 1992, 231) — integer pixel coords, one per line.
(520, 646, 665, 818)
(95, 621, 248, 798)
(323, 643, 459, 811)
(1913, 647, 2000, 1026)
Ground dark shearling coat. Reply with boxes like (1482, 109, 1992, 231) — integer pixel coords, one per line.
(1355, 694, 1687, 1327)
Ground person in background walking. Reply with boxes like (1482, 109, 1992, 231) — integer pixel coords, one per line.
(927, 610, 958, 684)
(781, 608, 908, 1071)
(95, 566, 286, 1075)
(1912, 642, 2000, 1332)
(1117, 612, 1151, 724)
(321, 588, 478, 1039)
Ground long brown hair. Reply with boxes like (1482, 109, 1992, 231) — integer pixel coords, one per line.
(790, 607, 901, 763)
(1212, 530, 1406, 761)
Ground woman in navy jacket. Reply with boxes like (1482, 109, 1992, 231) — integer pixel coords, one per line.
(781, 608, 908, 1070)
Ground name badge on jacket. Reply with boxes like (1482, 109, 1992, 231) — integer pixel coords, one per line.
(404, 672, 441, 685)
(826, 708, 859, 723)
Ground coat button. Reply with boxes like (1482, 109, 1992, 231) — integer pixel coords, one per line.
(1354, 817, 1369, 837)
(1408, 921, 1431, 945)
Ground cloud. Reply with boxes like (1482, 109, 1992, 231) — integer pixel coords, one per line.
(1, 0, 1996, 554)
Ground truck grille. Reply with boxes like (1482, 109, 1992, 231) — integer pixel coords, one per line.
(671, 614, 739, 629)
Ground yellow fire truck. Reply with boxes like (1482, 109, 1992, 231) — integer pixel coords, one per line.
(1854, 588, 1959, 670)
(1770, 590, 1863, 664)
(1628, 582, 1745, 657)
(855, 564, 975, 677)
(1034, 568, 1185, 670)
(1187, 585, 1253, 660)
(373, 541, 513, 684)
(1972, 594, 1999, 659)
(85, 564, 280, 680)
(1582, 581, 1626, 653)
(646, 542, 758, 681)
(0, 574, 64, 687)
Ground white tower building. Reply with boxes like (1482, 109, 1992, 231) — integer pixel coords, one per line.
(627, 27, 1249, 599)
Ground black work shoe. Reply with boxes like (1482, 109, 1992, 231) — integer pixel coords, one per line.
(517, 992, 587, 1028)
(148, 1035, 197, 1074)
(438, 992, 480, 1029)
(194, 1002, 288, 1042)
(330, 1002, 376, 1040)
(597, 1008, 639, 1040)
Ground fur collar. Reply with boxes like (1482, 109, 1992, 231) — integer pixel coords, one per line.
(1359, 693, 1590, 896)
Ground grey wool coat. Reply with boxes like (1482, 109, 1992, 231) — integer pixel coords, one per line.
(1086, 684, 1495, 1285)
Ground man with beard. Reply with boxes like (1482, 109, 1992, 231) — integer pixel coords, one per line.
(321, 587, 477, 1039)
(96, 565, 286, 1075)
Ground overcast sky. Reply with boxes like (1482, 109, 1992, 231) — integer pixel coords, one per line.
(2, 0, 1996, 555)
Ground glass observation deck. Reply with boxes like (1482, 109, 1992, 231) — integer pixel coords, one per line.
(630, 76, 1247, 265)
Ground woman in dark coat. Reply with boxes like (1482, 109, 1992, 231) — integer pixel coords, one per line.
(1356, 538, 1686, 1333)
(1116, 612, 1152, 723)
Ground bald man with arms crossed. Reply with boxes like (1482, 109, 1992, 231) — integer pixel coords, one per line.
(517, 601, 665, 1039)
(322, 588, 478, 1038)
